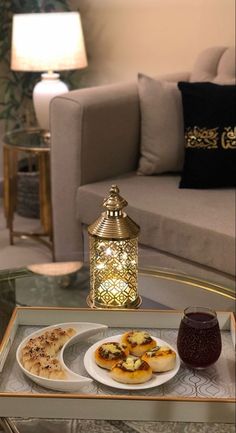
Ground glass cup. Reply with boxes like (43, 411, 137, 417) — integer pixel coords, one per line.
(177, 306, 222, 369)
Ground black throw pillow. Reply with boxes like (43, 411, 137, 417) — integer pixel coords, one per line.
(178, 81, 236, 189)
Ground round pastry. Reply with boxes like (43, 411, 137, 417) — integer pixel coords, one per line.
(94, 342, 129, 370)
(111, 356, 152, 384)
(141, 345, 176, 372)
(121, 330, 157, 357)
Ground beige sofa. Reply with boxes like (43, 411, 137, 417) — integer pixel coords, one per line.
(50, 46, 235, 289)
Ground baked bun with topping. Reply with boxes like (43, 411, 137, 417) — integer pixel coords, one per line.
(141, 346, 176, 372)
(94, 342, 129, 370)
(121, 330, 157, 357)
(111, 356, 152, 384)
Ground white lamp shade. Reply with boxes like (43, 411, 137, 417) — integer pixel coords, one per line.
(11, 12, 88, 72)
(11, 12, 87, 130)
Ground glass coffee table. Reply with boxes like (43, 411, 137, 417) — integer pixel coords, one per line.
(0, 264, 235, 433)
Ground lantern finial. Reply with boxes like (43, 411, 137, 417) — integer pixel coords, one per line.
(103, 185, 127, 213)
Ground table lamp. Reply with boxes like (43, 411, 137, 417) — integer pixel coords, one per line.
(11, 12, 87, 131)
(87, 185, 142, 309)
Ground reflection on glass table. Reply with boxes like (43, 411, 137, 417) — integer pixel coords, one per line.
(0, 264, 234, 344)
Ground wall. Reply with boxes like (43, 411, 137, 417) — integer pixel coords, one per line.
(0, 0, 235, 185)
(70, 0, 235, 85)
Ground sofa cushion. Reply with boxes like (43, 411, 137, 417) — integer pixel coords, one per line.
(178, 81, 236, 189)
(137, 74, 184, 175)
(77, 173, 235, 276)
(190, 46, 236, 84)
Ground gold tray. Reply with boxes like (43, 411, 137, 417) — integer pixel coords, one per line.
(0, 307, 235, 422)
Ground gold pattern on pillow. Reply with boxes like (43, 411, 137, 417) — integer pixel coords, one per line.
(185, 126, 236, 150)
(221, 127, 236, 149)
(178, 81, 236, 188)
(185, 126, 218, 149)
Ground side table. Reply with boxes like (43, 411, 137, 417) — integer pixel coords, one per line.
(3, 128, 53, 251)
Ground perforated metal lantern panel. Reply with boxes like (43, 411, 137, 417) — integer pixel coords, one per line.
(87, 185, 141, 309)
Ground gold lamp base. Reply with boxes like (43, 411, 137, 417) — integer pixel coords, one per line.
(86, 294, 142, 310)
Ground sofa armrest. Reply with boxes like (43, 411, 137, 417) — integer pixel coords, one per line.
(51, 81, 140, 184)
(50, 81, 140, 261)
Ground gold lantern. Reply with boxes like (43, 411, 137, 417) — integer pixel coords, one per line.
(87, 185, 141, 309)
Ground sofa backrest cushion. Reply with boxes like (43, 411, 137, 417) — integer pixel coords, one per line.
(190, 46, 235, 84)
(137, 74, 184, 175)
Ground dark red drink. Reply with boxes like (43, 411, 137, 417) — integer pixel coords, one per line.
(177, 307, 222, 369)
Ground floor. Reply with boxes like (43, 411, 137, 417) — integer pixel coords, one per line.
(0, 201, 52, 270)
(2, 419, 235, 433)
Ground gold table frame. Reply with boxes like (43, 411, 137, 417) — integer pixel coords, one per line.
(3, 128, 52, 251)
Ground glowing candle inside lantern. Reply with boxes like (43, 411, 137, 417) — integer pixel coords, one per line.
(97, 279, 132, 307)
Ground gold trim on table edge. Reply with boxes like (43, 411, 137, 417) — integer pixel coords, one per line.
(0, 392, 235, 403)
(139, 267, 236, 300)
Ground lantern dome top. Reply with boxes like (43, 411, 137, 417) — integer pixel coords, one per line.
(88, 185, 140, 239)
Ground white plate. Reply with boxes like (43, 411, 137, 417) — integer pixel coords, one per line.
(84, 334, 180, 390)
(16, 322, 107, 392)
